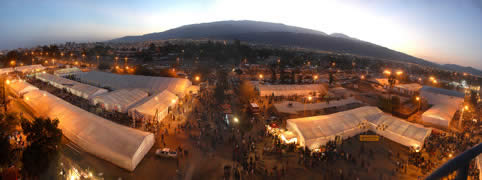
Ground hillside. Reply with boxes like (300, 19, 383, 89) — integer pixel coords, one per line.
(111, 20, 481, 75)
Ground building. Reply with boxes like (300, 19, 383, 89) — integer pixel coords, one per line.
(286, 106, 432, 150)
(420, 86, 465, 128)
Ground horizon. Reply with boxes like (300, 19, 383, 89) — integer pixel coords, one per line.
(1, 0, 481, 69)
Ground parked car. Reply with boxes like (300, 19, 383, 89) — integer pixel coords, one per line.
(155, 148, 177, 158)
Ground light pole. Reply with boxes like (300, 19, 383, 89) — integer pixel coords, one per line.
(96, 56, 100, 67)
(115, 56, 119, 67)
(416, 96, 421, 112)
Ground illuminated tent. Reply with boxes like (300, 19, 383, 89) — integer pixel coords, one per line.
(420, 86, 464, 127)
(23, 90, 154, 171)
(92, 89, 148, 113)
(256, 84, 328, 96)
(128, 90, 178, 122)
(75, 71, 192, 96)
(0, 67, 14, 75)
(14, 64, 45, 73)
(287, 106, 431, 150)
(7, 79, 38, 97)
(36, 73, 107, 99)
(54, 67, 82, 77)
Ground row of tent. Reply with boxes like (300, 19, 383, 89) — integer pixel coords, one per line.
(36, 73, 180, 122)
(36, 73, 108, 99)
(75, 71, 192, 96)
(22, 89, 154, 171)
(6, 80, 155, 171)
(0, 64, 46, 74)
(287, 106, 432, 150)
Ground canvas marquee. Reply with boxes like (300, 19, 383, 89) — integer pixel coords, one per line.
(54, 67, 82, 77)
(128, 90, 178, 122)
(7, 79, 38, 97)
(286, 106, 431, 150)
(14, 64, 45, 73)
(92, 89, 148, 113)
(23, 90, 154, 171)
(75, 71, 192, 96)
(36, 73, 108, 99)
(257, 84, 328, 97)
(420, 87, 464, 127)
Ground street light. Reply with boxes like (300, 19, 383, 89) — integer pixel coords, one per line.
(383, 70, 391, 75)
(171, 99, 177, 104)
(6, 80, 10, 85)
(464, 105, 469, 111)
(313, 75, 318, 80)
(259, 74, 264, 79)
(360, 75, 365, 80)
(396, 70, 403, 76)
(308, 96, 313, 101)
(233, 117, 239, 123)
(195, 76, 200, 81)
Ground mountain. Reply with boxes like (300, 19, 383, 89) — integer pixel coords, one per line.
(442, 64, 482, 76)
(329, 33, 358, 41)
(113, 20, 327, 42)
(111, 20, 451, 69)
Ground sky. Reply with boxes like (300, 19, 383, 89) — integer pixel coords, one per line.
(1, 0, 481, 69)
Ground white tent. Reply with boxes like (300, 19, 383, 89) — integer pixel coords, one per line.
(257, 84, 328, 96)
(23, 90, 154, 171)
(287, 106, 431, 150)
(36, 73, 108, 99)
(128, 90, 178, 122)
(54, 67, 82, 77)
(0, 67, 14, 75)
(14, 64, 45, 73)
(421, 88, 464, 127)
(92, 89, 148, 113)
(7, 79, 38, 97)
(69, 83, 108, 99)
(75, 71, 192, 96)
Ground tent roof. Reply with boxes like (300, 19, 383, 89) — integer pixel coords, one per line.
(287, 106, 431, 144)
(54, 67, 82, 75)
(421, 86, 464, 98)
(8, 79, 38, 94)
(93, 89, 148, 108)
(395, 83, 422, 91)
(23, 90, 154, 171)
(36, 73, 107, 98)
(75, 71, 192, 95)
(129, 90, 178, 117)
(14, 64, 45, 73)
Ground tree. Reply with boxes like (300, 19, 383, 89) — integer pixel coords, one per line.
(0, 135, 11, 167)
(21, 117, 62, 179)
(329, 71, 335, 86)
